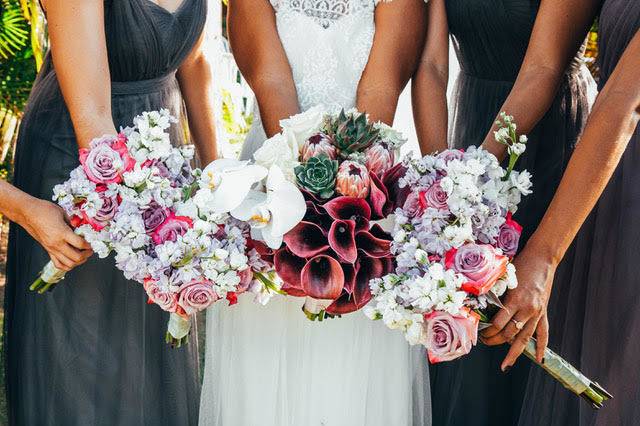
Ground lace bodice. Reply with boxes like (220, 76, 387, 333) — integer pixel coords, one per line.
(268, 0, 381, 112)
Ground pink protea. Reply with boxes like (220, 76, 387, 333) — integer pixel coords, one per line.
(300, 134, 337, 162)
(335, 161, 370, 198)
(365, 143, 394, 176)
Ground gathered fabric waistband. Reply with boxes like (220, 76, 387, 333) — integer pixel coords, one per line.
(111, 71, 177, 96)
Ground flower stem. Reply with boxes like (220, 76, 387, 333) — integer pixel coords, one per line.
(522, 337, 612, 409)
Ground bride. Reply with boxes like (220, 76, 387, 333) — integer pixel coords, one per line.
(200, 1, 432, 425)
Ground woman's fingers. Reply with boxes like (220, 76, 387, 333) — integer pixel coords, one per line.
(50, 253, 74, 272)
(65, 230, 92, 251)
(501, 316, 539, 371)
(535, 314, 549, 363)
(480, 306, 513, 338)
(483, 313, 530, 346)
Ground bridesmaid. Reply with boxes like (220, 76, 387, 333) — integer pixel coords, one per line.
(515, 3, 640, 425)
(3, 0, 214, 424)
(413, 0, 599, 424)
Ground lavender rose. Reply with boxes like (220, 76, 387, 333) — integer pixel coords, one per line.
(420, 180, 449, 210)
(445, 243, 508, 295)
(178, 280, 219, 315)
(83, 187, 119, 231)
(142, 201, 169, 233)
(425, 310, 479, 363)
(495, 213, 522, 257)
(79, 134, 135, 184)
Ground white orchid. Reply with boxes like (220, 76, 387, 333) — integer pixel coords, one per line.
(196, 159, 268, 215)
(231, 165, 305, 249)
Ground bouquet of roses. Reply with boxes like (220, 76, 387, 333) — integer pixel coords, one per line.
(249, 107, 408, 320)
(32, 110, 289, 346)
(364, 113, 611, 408)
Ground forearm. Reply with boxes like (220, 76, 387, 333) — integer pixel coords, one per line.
(251, 76, 300, 137)
(482, 67, 561, 159)
(356, 0, 427, 125)
(0, 180, 35, 226)
(46, 0, 116, 148)
(178, 53, 218, 165)
(527, 97, 639, 265)
(412, 62, 448, 154)
(227, 0, 299, 137)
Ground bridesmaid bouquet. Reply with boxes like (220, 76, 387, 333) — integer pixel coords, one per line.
(31, 110, 291, 346)
(365, 113, 611, 408)
(250, 107, 406, 320)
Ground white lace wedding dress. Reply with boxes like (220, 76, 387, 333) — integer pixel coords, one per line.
(199, 1, 430, 425)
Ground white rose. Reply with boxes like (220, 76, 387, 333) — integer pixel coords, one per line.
(279, 106, 325, 148)
(253, 132, 299, 180)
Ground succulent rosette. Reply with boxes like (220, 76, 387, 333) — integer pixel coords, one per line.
(258, 108, 408, 319)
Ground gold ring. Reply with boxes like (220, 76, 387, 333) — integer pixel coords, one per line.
(511, 318, 525, 330)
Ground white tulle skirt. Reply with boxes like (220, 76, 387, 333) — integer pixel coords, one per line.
(198, 295, 431, 426)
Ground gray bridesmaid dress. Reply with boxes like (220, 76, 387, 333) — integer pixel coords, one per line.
(519, 1, 640, 425)
(4, 1, 205, 424)
(429, 1, 596, 425)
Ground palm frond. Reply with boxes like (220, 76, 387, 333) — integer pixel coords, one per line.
(0, 0, 29, 60)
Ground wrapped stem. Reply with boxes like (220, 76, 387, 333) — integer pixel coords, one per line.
(523, 338, 612, 409)
(29, 260, 67, 294)
(165, 313, 192, 348)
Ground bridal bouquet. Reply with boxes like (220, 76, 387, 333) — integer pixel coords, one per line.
(251, 107, 406, 319)
(365, 113, 611, 408)
(32, 110, 289, 346)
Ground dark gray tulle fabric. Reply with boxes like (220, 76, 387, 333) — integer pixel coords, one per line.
(429, 1, 596, 425)
(4, 1, 206, 425)
(518, 2, 640, 425)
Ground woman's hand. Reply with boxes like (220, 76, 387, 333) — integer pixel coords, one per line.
(21, 199, 93, 272)
(481, 244, 557, 370)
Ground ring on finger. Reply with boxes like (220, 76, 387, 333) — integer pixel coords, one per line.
(510, 318, 525, 331)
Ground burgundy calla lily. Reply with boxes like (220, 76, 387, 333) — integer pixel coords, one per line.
(301, 255, 345, 300)
(328, 219, 358, 263)
(355, 230, 391, 258)
(323, 196, 372, 221)
(326, 257, 385, 315)
(383, 163, 410, 209)
(283, 221, 330, 258)
(368, 172, 391, 219)
(274, 249, 307, 297)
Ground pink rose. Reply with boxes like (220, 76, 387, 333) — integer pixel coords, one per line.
(445, 243, 508, 295)
(419, 180, 448, 210)
(82, 186, 119, 231)
(365, 143, 394, 176)
(300, 134, 337, 161)
(144, 278, 179, 313)
(178, 280, 219, 315)
(152, 213, 193, 245)
(425, 310, 479, 363)
(496, 212, 522, 257)
(79, 134, 135, 184)
(403, 191, 425, 218)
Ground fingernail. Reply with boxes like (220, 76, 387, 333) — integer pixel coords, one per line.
(502, 365, 511, 373)
(541, 357, 545, 365)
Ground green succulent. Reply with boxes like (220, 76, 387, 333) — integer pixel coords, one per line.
(295, 154, 338, 199)
(327, 109, 380, 156)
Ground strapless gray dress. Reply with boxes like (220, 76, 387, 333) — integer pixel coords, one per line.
(4, 1, 206, 424)
(519, 1, 640, 425)
(429, 1, 596, 425)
